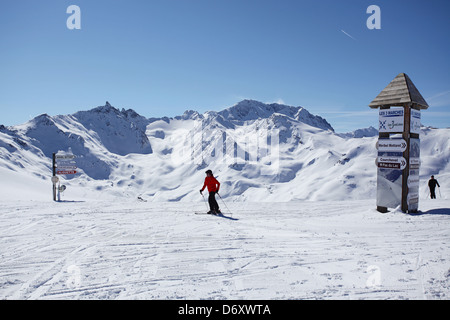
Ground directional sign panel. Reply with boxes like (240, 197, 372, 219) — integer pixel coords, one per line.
(57, 170, 77, 175)
(377, 139, 407, 152)
(410, 109, 421, 134)
(55, 154, 76, 160)
(407, 175, 420, 188)
(409, 157, 420, 170)
(379, 108, 404, 133)
(407, 194, 419, 205)
(57, 166, 77, 170)
(377, 156, 407, 170)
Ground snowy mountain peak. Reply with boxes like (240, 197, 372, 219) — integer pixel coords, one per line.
(217, 100, 334, 131)
(121, 108, 141, 119)
(87, 101, 121, 116)
(218, 100, 290, 121)
(338, 126, 379, 139)
(30, 113, 55, 127)
(77, 102, 149, 129)
(72, 103, 152, 156)
(175, 110, 203, 121)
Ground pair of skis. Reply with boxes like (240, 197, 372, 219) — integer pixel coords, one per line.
(194, 211, 238, 221)
(199, 192, 237, 219)
(195, 211, 224, 216)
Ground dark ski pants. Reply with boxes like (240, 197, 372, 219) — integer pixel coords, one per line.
(208, 191, 220, 212)
(430, 188, 437, 199)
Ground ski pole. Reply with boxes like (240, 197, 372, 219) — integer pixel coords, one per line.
(422, 184, 429, 199)
(200, 191, 209, 212)
(217, 193, 233, 216)
(438, 187, 442, 198)
(424, 183, 431, 199)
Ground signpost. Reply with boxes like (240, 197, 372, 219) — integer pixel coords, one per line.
(369, 73, 428, 213)
(52, 152, 77, 201)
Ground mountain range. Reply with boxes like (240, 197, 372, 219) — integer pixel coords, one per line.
(0, 100, 448, 202)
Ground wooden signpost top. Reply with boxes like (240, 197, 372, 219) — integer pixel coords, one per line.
(369, 73, 429, 110)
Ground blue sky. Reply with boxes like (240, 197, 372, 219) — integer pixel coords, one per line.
(1, 0, 449, 132)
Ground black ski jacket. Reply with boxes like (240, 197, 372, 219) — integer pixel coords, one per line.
(428, 178, 440, 189)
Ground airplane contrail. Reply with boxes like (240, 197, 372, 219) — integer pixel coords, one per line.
(341, 29, 356, 40)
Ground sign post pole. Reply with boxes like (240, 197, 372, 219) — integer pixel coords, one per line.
(401, 103, 411, 213)
(52, 153, 57, 201)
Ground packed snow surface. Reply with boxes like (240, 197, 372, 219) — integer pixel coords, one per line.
(0, 198, 449, 300)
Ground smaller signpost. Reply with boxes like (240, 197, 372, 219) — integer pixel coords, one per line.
(52, 153, 77, 201)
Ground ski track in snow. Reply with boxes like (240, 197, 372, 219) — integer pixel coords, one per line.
(0, 199, 449, 300)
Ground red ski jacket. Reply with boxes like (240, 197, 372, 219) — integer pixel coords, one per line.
(201, 176, 220, 193)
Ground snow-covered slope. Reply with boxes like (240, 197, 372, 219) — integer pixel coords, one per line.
(0, 199, 449, 299)
(0, 100, 448, 203)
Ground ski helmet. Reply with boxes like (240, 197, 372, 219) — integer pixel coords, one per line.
(205, 169, 213, 175)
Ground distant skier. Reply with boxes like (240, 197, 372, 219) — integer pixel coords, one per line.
(200, 170, 221, 214)
(428, 175, 440, 199)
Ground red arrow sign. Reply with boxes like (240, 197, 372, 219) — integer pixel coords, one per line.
(378, 162, 402, 169)
(57, 170, 77, 175)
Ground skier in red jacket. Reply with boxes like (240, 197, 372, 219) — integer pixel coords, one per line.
(200, 170, 221, 214)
